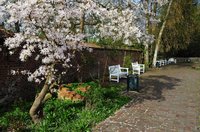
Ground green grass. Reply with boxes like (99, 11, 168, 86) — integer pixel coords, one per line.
(0, 82, 130, 131)
(0, 101, 32, 131)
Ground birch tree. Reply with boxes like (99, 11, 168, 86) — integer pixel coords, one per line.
(152, 0, 172, 67)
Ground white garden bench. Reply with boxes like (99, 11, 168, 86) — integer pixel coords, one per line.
(131, 62, 145, 75)
(168, 58, 177, 64)
(108, 64, 129, 83)
(156, 59, 168, 67)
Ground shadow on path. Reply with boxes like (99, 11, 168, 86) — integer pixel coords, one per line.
(124, 75, 181, 105)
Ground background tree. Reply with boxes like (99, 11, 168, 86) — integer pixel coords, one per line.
(152, 0, 197, 66)
(140, 0, 164, 68)
(126, 0, 169, 68)
(164, 0, 199, 57)
(161, 0, 197, 56)
(152, 0, 172, 67)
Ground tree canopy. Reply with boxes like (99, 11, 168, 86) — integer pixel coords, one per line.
(161, 0, 197, 55)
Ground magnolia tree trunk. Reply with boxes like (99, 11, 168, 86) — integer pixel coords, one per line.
(152, 0, 173, 67)
(29, 78, 51, 124)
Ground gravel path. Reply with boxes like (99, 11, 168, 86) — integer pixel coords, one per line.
(94, 64, 200, 132)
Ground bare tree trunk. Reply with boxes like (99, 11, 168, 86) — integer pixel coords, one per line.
(80, 13, 85, 33)
(143, 0, 151, 69)
(29, 78, 50, 124)
(152, 0, 173, 67)
(102, 56, 108, 84)
(123, 51, 127, 66)
(144, 43, 149, 68)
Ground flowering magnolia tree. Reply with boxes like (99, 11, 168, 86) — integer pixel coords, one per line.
(99, 6, 153, 44)
(97, 0, 169, 67)
(95, 0, 155, 44)
(0, 0, 154, 123)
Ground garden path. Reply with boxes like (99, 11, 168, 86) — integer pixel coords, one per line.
(94, 63, 200, 132)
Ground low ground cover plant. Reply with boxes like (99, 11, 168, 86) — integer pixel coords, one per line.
(0, 82, 130, 131)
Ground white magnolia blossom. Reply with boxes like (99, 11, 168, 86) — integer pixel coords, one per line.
(4, 33, 24, 49)
(99, 7, 150, 44)
(1, 0, 164, 83)
(139, 0, 169, 19)
(0, 5, 6, 24)
(1, 0, 106, 83)
(157, 0, 169, 6)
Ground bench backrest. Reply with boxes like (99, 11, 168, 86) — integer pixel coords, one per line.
(168, 58, 175, 61)
(108, 65, 120, 74)
(131, 62, 139, 67)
